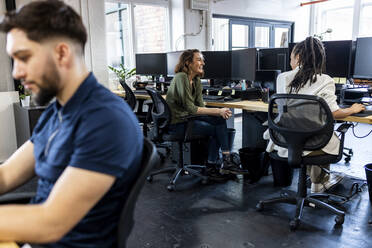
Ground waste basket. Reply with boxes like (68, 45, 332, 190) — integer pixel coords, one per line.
(364, 163, 372, 202)
(239, 147, 267, 183)
(270, 158, 293, 187)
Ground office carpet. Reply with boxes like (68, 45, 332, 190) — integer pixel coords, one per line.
(127, 169, 372, 248)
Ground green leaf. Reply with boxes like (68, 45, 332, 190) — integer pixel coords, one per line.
(108, 64, 136, 82)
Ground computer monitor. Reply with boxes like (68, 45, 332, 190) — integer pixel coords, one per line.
(323, 40, 353, 78)
(202, 51, 231, 80)
(254, 70, 281, 93)
(288, 40, 353, 78)
(354, 37, 372, 79)
(258, 48, 289, 72)
(135, 53, 167, 76)
(166, 51, 183, 77)
(231, 48, 257, 81)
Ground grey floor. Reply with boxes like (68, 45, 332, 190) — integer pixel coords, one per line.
(127, 117, 372, 248)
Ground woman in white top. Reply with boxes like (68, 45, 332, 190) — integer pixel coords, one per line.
(265, 37, 365, 193)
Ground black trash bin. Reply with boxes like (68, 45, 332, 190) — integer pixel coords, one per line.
(227, 128, 236, 152)
(270, 158, 293, 187)
(239, 147, 268, 183)
(364, 163, 372, 202)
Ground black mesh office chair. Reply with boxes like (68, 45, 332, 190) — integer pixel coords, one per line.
(120, 81, 151, 136)
(118, 138, 160, 248)
(120, 81, 137, 110)
(145, 87, 209, 191)
(256, 94, 350, 230)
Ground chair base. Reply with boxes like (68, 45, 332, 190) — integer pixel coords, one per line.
(343, 147, 353, 163)
(256, 192, 345, 230)
(146, 164, 208, 191)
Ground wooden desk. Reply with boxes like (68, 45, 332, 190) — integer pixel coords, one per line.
(0, 242, 19, 247)
(113, 89, 372, 124)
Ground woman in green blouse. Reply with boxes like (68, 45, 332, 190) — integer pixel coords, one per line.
(166, 49, 248, 178)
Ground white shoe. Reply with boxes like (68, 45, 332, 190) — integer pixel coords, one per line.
(311, 173, 344, 193)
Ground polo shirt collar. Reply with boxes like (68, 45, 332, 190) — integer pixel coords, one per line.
(52, 72, 96, 117)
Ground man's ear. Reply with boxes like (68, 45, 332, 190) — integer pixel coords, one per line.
(55, 42, 71, 66)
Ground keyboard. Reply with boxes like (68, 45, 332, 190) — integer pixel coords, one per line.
(203, 95, 225, 102)
(352, 110, 372, 117)
(339, 104, 372, 117)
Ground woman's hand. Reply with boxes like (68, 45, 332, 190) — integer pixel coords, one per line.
(350, 103, 366, 114)
(219, 108, 232, 119)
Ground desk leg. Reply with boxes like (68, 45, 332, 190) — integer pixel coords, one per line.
(242, 110, 267, 149)
(227, 108, 234, 129)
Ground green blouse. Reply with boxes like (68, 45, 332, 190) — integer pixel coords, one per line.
(166, 72, 205, 124)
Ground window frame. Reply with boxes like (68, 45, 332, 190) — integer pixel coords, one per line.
(214, 14, 294, 50)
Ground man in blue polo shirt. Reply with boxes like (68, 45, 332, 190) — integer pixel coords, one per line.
(0, 1, 143, 247)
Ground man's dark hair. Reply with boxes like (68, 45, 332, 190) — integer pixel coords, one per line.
(289, 36, 326, 93)
(0, 0, 87, 52)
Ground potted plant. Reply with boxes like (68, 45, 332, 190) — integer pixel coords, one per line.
(108, 64, 136, 89)
(18, 84, 31, 107)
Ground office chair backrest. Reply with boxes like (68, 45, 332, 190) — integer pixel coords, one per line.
(268, 94, 334, 167)
(120, 81, 137, 110)
(145, 87, 171, 140)
(117, 138, 159, 248)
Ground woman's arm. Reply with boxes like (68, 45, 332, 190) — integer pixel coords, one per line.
(196, 107, 232, 119)
(333, 103, 365, 119)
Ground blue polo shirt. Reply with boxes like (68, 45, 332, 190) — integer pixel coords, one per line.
(30, 73, 143, 248)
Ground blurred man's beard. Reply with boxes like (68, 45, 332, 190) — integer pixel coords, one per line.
(34, 60, 60, 106)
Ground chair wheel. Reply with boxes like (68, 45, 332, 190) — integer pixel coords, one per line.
(289, 219, 300, 231)
(335, 215, 344, 225)
(344, 157, 351, 162)
(256, 202, 264, 211)
(146, 175, 153, 182)
(167, 184, 175, 191)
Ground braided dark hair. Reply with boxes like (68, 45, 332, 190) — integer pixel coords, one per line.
(289, 37, 326, 93)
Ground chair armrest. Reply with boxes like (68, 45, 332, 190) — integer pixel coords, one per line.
(181, 115, 209, 141)
(0, 192, 36, 204)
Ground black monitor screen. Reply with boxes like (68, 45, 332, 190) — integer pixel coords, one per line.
(288, 40, 353, 77)
(166, 51, 183, 77)
(202, 51, 231, 79)
(231, 48, 256, 81)
(135, 53, 167, 76)
(323, 40, 353, 78)
(354, 37, 372, 79)
(258, 48, 288, 72)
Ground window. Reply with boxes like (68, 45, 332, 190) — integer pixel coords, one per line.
(274, 27, 289, 48)
(255, 26, 270, 48)
(105, 3, 129, 68)
(314, 0, 354, 40)
(133, 4, 168, 53)
(231, 24, 249, 49)
(212, 15, 293, 50)
(359, 0, 372, 37)
(212, 18, 229, 51)
(105, 1, 169, 69)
